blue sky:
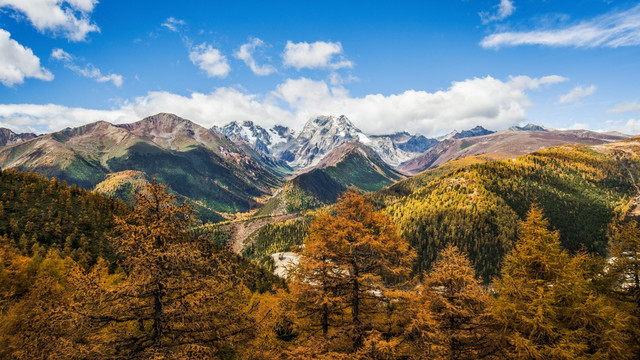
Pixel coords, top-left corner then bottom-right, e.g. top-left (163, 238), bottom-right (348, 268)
top-left (1, 0), bottom-right (640, 136)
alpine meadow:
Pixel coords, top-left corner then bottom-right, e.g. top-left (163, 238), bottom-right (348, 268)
top-left (2, 0), bottom-right (640, 359)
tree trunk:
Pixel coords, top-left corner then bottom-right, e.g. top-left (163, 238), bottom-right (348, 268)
top-left (152, 282), bottom-right (164, 346)
top-left (351, 260), bottom-right (362, 350)
top-left (322, 302), bottom-right (329, 336)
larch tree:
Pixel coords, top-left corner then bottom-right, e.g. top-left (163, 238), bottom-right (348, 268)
top-left (492, 205), bottom-right (637, 359)
top-left (405, 244), bottom-right (496, 360)
top-left (607, 219), bottom-right (640, 306)
top-left (290, 189), bottom-right (415, 354)
top-left (0, 235), bottom-right (88, 359)
top-left (79, 180), bottom-right (255, 359)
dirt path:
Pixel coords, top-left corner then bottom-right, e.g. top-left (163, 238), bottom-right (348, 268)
top-left (227, 214), bottom-right (301, 253)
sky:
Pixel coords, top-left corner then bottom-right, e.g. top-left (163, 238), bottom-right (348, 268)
top-left (1, 0), bottom-right (640, 137)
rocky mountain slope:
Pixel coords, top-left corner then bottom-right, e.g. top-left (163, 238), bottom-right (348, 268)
top-left (398, 127), bottom-right (629, 175)
top-left (0, 128), bottom-right (37, 146)
top-left (437, 125), bottom-right (495, 141)
top-left (0, 113), bottom-right (284, 221)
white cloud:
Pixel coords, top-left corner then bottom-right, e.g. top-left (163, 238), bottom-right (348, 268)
top-left (51, 48), bottom-right (123, 87)
top-left (480, 0), bottom-right (515, 24)
top-left (601, 118), bottom-right (640, 135)
top-left (481, 4), bottom-right (640, 49)
top-left (189, 43), bottom-right (230, 78)
top-left (328, 72), bottom-right (358, 86)
top-left (0, 0), bottom-right (99, 41)
top-left (161, 17), bottom-right (185, 32)
top-left (556, 85), bottom-right (596, 104)
top-left (607, 101), bottom-right (640, 114)
top-left (0, 87), bottom-right (293, 134)
top-left (0, 74), bottom-right (566, 136)
top-left (273, 75), bottom-right (566, 135)
top-left (235, 38), bottom-right (276, 76)
top-left (282, 41), bottom-right (353, 70)
top-left (0, 29), bottom-right (53, 86)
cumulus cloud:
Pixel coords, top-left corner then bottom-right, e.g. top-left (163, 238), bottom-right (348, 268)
top-left (0, 29), bottom-right (53, 86)
top-left (273, 75), bottom-right (566, 135)
top-left (161, 17), bottom-right (186, 32)
top-left (51, 48), bottom-right (123, 86)
top-left (608, 101), bottom-right (640, 114)
top-left (481, 4), bottom-right (640, 49)
top-left (235, 38), bottom-right (276, 76)
top-left (480, 0), bottom-right (515, 24)
top-left (0, 0), bottom-right (99, 41)
top-left (0, 74), bottom-right (567, 136)
top-left (556, 85), bottom-right (596, 104)
top-left (189, 43), bottom-right (230, 78)
top-left (282, 41), bottom-right (353, 70)
top-left (0, 87), bottom-right (292, 133)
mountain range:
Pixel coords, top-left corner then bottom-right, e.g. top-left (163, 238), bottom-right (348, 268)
top-left (0, 112), bottom-right (630, 221)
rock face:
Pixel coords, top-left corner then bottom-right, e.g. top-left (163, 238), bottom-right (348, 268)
top-left (0, 128), bottom-right (37, 147)
top-left (368, 132), bottom-right (438, 166)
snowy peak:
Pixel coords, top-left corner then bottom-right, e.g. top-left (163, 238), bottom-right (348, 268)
top-left (286, 115), bottom-right (371, 168)
top-left (298, 115), bottom-right (366, 142)
top-left (217, 120), bottom-right (294, 154)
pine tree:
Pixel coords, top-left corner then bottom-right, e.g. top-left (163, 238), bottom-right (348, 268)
top-left (290, 189), bottom-right (415, 354)
top-left (79, 181), bottom-right (255, 358)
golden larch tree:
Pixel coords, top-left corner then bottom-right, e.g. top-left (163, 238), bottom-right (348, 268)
top-left (290, 189), bottom-right (415, 355)
top-left (80, 180), bottom-right (254, 359)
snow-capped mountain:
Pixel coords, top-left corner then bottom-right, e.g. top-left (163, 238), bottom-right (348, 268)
top-left (215, 120), bottom-right (295, 154)
top-left (368, 132), bottom-right (438, 166)
top-left (217, 115), bottom-right (439, 168)
top-left (279, 115), bottom-right (373, 168)
top-left (437, 125), bottom-right (495, 141)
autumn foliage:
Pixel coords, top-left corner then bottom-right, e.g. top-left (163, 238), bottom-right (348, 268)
top-left (1, 169), bottom-right (640, 359)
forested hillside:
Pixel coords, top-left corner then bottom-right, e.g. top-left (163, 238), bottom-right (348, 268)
top-left (258, 143), bottom-right (404, 216)
top-left (1, 165), bottom-right (640, 358)
top-left (0, 168), bottom-right (129, 265)
top-left (0, 114), bottom-right (286, 222)
top-left (251, 142), bottom-right (640, 282)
